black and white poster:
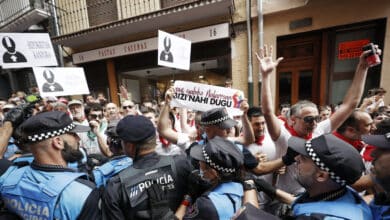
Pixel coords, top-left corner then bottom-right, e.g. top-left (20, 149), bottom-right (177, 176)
top-left (33, 67), bottom-right (89, 97)
top-left (0, 33), bottom-right (58, 69)
top-left (158, 30), bottom-right (191, 70)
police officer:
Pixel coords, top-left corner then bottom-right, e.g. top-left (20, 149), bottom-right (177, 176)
top-left (287, 134), bottom-right (372, 219)
top-left (92, 121), bottom-right (132, 187)
top-left (101, 115), bottom-right (192, 219)
top-left (175, 136), bottom-right (244, 219)
top-left (0, 111), bottom-right (101, 219)
top-left (362, 119), bottom-right (390, 219)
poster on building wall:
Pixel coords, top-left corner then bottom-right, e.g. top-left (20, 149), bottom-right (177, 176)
top-left (158, 30), bottom-right (191, 70)
top-left (33, 67), bottom-right (89, 97)
top-left (338, 39), bottom-right (370, 60)
top-left (0, 33), bottom-right (58, 69)
top-left (171, 80), bottom-right (245, 116)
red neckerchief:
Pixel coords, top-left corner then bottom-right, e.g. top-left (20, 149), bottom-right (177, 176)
top-left (333, 131), bottom-right (365, 152)
top-left (362, 144), bottom-right (376, 162)
top-left (287, 126), bottom-right (312, 140)
top-left (189, 120), bottom-right (195, 127)
top-left (255, 136), bottom-right (265, 145)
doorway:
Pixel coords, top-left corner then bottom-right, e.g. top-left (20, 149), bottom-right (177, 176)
top-left (276, 34), bottom-right (321, 108)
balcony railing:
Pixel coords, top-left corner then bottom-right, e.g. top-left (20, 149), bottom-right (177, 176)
top-left (0, 0), bottom-right (50, 32)
top-left (56, 0), bottom-right (199, 35)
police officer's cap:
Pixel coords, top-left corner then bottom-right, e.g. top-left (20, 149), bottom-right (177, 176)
top-left (200, 107), bottom-right (237, 129)
top-left (21, 111), bottom-right (90, 143)
top-left (190, 136), bottom-right (243, 174)
top-left (288, 134), bottom-right (365, 185)
top-left (116, 115), bottom-right (156, 143)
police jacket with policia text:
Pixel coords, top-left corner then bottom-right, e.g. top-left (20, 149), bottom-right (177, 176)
top-left (101, 152), bottom-right (192, 220)
top-left (0, 160), bottom-right (101, 220)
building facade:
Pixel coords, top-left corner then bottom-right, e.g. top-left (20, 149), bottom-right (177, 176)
top-left (1, 0), bottom-right (389, 108)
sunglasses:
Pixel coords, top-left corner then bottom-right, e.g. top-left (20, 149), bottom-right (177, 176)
top-left (123, 105), bottom-right (134, 110)
top-left (296, 115), bottom-right (321, 124)
top-left (89, 113), bottom-right (103, 119)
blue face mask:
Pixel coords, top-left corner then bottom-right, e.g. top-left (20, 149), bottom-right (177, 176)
top-left (201, 132), bottom-right (207, 140)
top-left (198, 168), bottom-right (213, 185)
top-left (199, 169), bottom-right (205, 179)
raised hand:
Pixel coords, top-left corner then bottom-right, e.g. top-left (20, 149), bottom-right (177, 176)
top-left (255, 45), bottom-right (283, 76)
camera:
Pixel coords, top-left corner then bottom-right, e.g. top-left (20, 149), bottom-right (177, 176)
top-left (362, 43), bottom-right (381, 67)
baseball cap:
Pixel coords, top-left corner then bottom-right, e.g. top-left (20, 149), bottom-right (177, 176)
top-left (68, 99), bottom-right (83, 107)
top-left (116, 115), bottom-right (156, 143)
top-left (21, 111), bottom-right (90, 143)
top-left (200, 107), bottom-right (237, 129)
top-left (288, 134), bottom-right (365, 185)
top-left (190, 136), bottom-right (243, 174)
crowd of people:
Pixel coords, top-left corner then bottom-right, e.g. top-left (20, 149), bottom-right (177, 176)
top-left (0, 44), bottom-right (388, 220)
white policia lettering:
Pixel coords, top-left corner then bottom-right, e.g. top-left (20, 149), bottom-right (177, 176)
top-left (129, 173), bottom-right (174, 198)
top-left (4, 198), bottom-right (50, 219)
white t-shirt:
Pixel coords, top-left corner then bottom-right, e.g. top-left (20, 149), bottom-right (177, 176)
top-left (247, 131), bottom-right (278, 206)
top-left (155, 132), bottom-right (191, 156)
top-left (274, 119), bottom-right (331, 195)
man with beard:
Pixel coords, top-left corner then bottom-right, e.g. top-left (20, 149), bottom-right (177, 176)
top-left (0, 111), bottom-right (101, 219)
top-left (287, 134), bottom-right (372, 219)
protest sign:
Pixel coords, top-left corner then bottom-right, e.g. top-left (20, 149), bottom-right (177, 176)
top-left (171, 80), bottom-right (245, 116)
top-left (0, 33), bottom-right (58, 69)
top-left (158, 30), bottom-right (191, 70)
top-left (33, 67), bottom-right (89, 97)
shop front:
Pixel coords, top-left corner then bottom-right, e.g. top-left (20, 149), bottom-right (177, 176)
top-left (73, 23), bottom-right (232, 104)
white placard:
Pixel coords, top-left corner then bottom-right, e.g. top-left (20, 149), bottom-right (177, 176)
top-left (158, 30), bottom-right (191, 70)
top-left (33, 67), bottom-right (89, 97)
top-left (0, 33), bottom-right (58, 69)
top-left (171, 81), bottom-right (245, 116)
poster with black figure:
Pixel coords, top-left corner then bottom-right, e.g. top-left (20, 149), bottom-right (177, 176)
top-left (41, 69), bottom-right (64, 92)
top-left (33, 67), bottom-right (90, 97)
top-left (159, 37), bottom-right (174, 62)
top-left (2, 36), bottom-right (27, 63)
top-left (158, 30), bottom-right (191, 70)
top-left (0, 33), bottom-right (58, 69)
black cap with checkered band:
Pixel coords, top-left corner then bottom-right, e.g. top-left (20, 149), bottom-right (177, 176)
top-left (190, 136), bottom-right (243, 174)
top-left (20, 111), bottom-right (90, 143)
top-left (288, 134), bottom-right (365, 186)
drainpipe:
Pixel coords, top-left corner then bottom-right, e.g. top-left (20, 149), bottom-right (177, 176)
top-left (257, 0), bottom-right (263, 104)
top-left (246, 0), bottom-right (253, 106)
top-left (50, 0), bottom-right (64, 67)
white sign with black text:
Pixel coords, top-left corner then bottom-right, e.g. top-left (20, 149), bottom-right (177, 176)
top-left (0, 33), bottom-right (58, 69)
top-left (171, 80), bottom-right (245, 116)
top-left (158, 30), bottom-right (191, 70)
top-left (33, 67), bottom-right (89, 97)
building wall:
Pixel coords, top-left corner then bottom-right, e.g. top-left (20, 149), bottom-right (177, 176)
top-left (251, 0), bottom-right (390, 105)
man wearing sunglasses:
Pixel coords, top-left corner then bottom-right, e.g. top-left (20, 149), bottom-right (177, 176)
top-left (84, 103), bottom-right (111, 157)
top-left (257, 44), bottom-right (380, 197)
top-left (122, 100), bottom-right (138, 116)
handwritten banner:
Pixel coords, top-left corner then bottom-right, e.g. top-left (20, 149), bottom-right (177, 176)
top-left (171, 81), bottom-right (245, 116)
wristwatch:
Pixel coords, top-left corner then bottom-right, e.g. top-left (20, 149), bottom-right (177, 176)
top-left (243, 180), bottom-right (257, 191)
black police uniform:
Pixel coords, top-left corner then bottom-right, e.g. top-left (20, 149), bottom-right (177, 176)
top-left (102, 152), bottom-right (192, 219)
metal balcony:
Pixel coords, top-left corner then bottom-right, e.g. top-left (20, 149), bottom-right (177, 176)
top-left (0, 0), bottom-right (51, 32)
